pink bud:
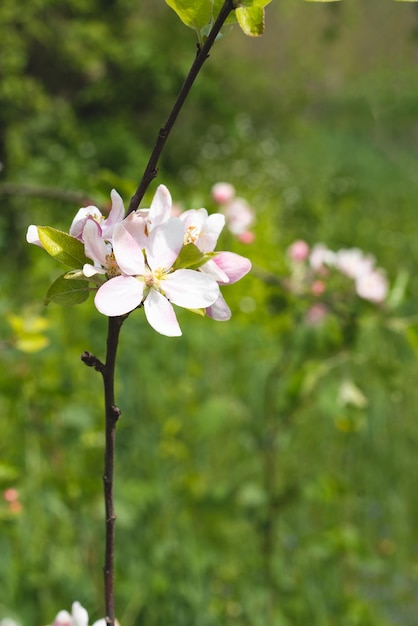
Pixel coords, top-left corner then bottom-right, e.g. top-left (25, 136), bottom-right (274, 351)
top-left (3, 488), bottom-right (19, 503)
top-left (287, 240), bottom-right (310, 262)
top-left (237, 231), bottom-right (255, 244)
top-left (211, 182), bottom-right (236, 204)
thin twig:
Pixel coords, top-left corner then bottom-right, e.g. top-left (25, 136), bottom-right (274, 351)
top-left (127, 0), bottom-right (235, 215)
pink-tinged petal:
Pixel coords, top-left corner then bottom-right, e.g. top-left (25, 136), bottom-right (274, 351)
top-left (26, 225), bottom-right (43, 247)
top-left (206, 292), bottom-right (231, 321)
top-left (70, 206), bottom-right (102, 239)
top-left (163, 269), bottom-right (219, 308)
top-left (196, 212), bottom-right (225, 253)
top-left (83, 218), bottom-right (109, 266)
top-left (112, 219), bottom-right (146, 276)
top-left (199, 258), bottom-right (229, 283)
top-left (212, 252), bottom-right (251, 285)
top-left (95, 276), bottom-right (144, 316)
top-left (146, 217), bottom-right (184, 270)
top-left (144, 289), bottom-right (181, 337)
top-left (148, 185), bottom-right (172, 231)
top-left (101, 189), bottom-right (125, 238)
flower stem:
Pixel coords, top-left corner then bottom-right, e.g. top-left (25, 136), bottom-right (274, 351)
top-left (127, 0), bottom-right (235, 215)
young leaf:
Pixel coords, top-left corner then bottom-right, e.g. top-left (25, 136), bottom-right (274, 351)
top-left (38, 227), bottom-right (90, 269)
top-left (45, 274), bottom-right (90, 306)
top-left (165, 0), bottom-right (212, 36)
top-left (236, 5), bottom-right (265, 36)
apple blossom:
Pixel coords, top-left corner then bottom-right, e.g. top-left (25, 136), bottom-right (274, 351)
top-left (94, 216), bottom-right (220, 336)
top-left (26, 184), bottom-right (252, 335)
top-left (335, 248), bottom-right (375, 280)
top-left (309, 244), bottom-right (336, 274)
top-left (70, 189), bottom-right (125, 241)
top-left (355, 270), bottom-right (388, 304)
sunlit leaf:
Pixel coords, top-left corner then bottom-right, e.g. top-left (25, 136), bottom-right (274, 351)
top-left (164, 0), bottom-right (212, 36)
top-left (38, 226), bottom-right (89, 269)
top-left (236, 5), bottom-right (265, 36)
top-left (45, 274), bottom-right (91, 306)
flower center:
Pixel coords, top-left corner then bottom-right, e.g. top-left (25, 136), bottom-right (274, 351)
top-left (184, 225), bottom-right (201, 245)
top-left (105, 252), bottom-right (121, 278)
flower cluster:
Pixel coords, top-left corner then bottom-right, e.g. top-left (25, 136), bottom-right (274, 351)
top-left (287, 240), bottom-right (389, 304)
top-left (286, 240), bottom-right (389, 325)
top-left (27, 185), bottom-right (251, 337)
top-left (211, 182), bottom-right (255, 243)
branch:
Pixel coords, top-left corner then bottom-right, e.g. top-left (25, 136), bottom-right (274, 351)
top-left (127, 0), bottom-right (235, 215)
top-left (0, 182), bottom-right (90, 204)
top-left (82, 315), bottom-right (127, 626)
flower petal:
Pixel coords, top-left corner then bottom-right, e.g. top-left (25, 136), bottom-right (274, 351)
top-left (71, 602), bottom-right (89, 626)
top-left (26, 225), bottom-right (43, 247)
top-left (146, 217), bottom-right (184, 270)
top-left (112, 219), bottom-right (146, 276)
top-left (144, 289), bottom-right (181, 336)
top-left (163, 269), bottom-right (219, 308)
top-left (101, 189), bottom-right (125, 239)
top-left (206, 292), bottom-right (231, 321)
top-left (95, 276), bottom-right (144, 316)
top-left (83, 218), bottom-right (109, 267)
top-left (148, 184), bottom-right (172, 231)
top-left (196, 212), bottom-right (225, 253)
top-left (211, 252), bottom-right (251, 284)
top-left (70, 206), bottom-right (102, 239)
top-left (83, 263), bottom-right (106, 277)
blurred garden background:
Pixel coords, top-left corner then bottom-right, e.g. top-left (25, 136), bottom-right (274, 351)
top-left (2, 0), bottom-right (418, 624)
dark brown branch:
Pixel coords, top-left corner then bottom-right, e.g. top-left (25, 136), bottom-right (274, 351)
top-left (0, 183), bottom-right (90, 204)
top-left (83, 316), bottom-right (126, 626)
top-left (127, 0), bottom-right (235, 215)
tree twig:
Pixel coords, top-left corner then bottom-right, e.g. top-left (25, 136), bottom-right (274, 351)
top-left (127, 0), bottom-right (235, 215)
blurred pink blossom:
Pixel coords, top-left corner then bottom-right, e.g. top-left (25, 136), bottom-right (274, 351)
top-left (211, 182), bottom-right (236, 204)
top-left (335, 248), bottom-right (375, 280)
top-left (211, 182), bottom-right (255, 240)
top-left (287, 240), bottom-right (310, 262)
top-left (305, 303), bottom-right (328, 326)
top-left (355, 270), bottom-right (388, 303)
top-left (309, 244), bottom-right (336, 274)
top-left (311, 280), bottom-right (326, 296)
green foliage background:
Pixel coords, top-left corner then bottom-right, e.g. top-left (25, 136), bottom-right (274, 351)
top-left (1, 0), bottom-right (418, 625)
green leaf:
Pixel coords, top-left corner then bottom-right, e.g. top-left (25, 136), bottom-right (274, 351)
top-left (304, 0), bottom-right (341, 2)
top-left (164, 0), bottom-right (212, 35)
top-left (45, 274), bottom-right (91, 306)
top-left (172, 243), bottom-right (217, 271)
top-left (38, 226), bottom-right (90, 269)
top-left (236, 5), bottom-right (265, 36)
